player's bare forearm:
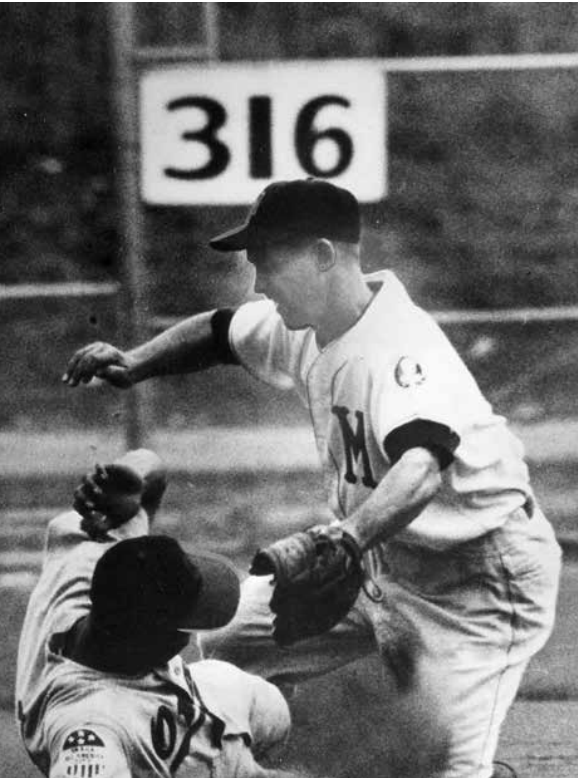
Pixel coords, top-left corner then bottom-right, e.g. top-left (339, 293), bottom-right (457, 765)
top-left (126, 311), bottom-right (223, 381)
top-left (340, 447), bottom-right (442, 552)
top-left (63, 310), bottom-right (225, 387)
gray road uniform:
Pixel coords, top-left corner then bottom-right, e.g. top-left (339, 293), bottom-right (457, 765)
top-left (16, 510), bottom-right (290, 778)
top-left (201, 270), bottom-right (561, 778)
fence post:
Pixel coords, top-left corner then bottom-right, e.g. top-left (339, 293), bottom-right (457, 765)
top-left (108, 3), bottom-right (152, 449)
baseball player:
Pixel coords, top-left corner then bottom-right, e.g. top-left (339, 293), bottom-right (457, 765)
top-left (15, 448), bottom-right (304, 778)
top-left (62, 179), bottom-right (562, 778)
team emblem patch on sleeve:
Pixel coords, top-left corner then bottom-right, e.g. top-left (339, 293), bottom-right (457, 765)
top-left (55, 728), bottom-right (110, 777)
top-left (63, 730), bottom-right (105, 750)
top-left (394, 356), bottom-right (426, 388)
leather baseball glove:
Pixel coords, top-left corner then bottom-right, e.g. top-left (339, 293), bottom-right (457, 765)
top-left (250, 524), bottom-right (364, 647)
top-left (251, 524), bottom-right (418, 691)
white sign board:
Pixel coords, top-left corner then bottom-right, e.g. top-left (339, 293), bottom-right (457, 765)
top-left (140, 61), bottom-right (386, 205)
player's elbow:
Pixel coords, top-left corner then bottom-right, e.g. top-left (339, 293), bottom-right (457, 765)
top-left (399, 447), bottom-right (443, 499)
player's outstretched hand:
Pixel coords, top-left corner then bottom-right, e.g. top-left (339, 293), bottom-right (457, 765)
top-left (62, 342), bottom-right (134, 388)
top-left (73, 462), bottom-right (144, 540)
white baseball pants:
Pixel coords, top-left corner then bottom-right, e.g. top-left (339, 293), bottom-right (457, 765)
top-left (199, 507), bottom-right (561, 778)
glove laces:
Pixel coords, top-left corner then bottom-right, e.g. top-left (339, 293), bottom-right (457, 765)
top-left (362, 569), bottom-right (385, 603)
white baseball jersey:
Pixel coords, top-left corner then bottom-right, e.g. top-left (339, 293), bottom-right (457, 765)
top-left (16, 510), bottom-right (289, 777)
top-left (229, 269), bottom-right (533, 549)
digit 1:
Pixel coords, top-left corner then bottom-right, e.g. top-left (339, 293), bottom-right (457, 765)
top-left (249, 96), bottom-right (272, 179)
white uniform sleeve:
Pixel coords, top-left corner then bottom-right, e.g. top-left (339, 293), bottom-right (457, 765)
top-left (244, 674), bottom-right (290, 758)
top-left (49, 724), bottom-right (131, 778)
top-left (15, 508), bottom-right (151, 715)
top-left (190, 660), bottom-right (290, 755)
top-left (46, 506), bottom-right (149, 557)
top-left (216, 737), bottom-right (263, 778)
top-left (42, 508), bottom-right (149, 636)
top-left (370, 350), bottom-right (468, 464)
top-left (229, 300), bottom-right (309, 390)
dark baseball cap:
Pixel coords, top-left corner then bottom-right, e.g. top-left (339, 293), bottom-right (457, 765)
top-left (90, 535), bottom-right (240, 637)
top-left (209, 178), bottom-right (361, 252)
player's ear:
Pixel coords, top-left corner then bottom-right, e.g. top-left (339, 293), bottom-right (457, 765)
top-left (314, 238), bottom-right (336, 272)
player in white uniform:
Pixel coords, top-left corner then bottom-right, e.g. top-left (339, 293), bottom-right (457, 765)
top-left (63, 179), bottom-right (562, 778)
top-left (16, 449), bottom-right (299, 778)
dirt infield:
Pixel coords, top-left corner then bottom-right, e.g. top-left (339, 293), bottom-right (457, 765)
top-left (4, 418), bottom-right (578, 477)
top-left (3, 697), bottom-right (578, 778)
top-left (2, 422), bottom-right (578, 777)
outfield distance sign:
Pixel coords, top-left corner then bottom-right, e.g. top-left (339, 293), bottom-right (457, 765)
top-left (140, 61), bottom-right (386, 204)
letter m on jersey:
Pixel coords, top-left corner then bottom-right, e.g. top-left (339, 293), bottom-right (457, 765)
top-left (331, 406), bottom-right (377, 488)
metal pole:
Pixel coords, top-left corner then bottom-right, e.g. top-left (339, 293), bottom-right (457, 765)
top-left (108, 3), bottom-right (151, 449)
top-left (204, 2), bottom-right (220, 61)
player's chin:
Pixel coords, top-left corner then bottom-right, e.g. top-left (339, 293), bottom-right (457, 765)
top-left (277, 311), bottom-right (310, 331)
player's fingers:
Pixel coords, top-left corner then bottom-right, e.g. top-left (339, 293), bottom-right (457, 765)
top-left (73, 491), bottom-right (96, 517)
top-left (74, 476), bottom-right (104, 510)
top-left (93, 463), bottom-right (109, 485)
top-left (74, 500), bottom-right (94, 519)
top-left (74, 474), bottom-right (93, 497)
top-left (78, 344), bottom-right (112, 384)
top-left (102, 463), bottom-right (142, 493)
top-left (80, 471), bottom-right (101, 491)
top-left (74, 476), bottom-right (99, 501)
top-left (63, 355), bottom-right (96, 386)
top-left (63, 342), bottom-right (118, 386)
top-left (80, 512), bottom-right (110, 540)
top-left (86, 482), bottom-right (104, 503)
top-left (62, 343), bottom-right (101, 385)
top-left (62, 343), bottom-right (95, 376)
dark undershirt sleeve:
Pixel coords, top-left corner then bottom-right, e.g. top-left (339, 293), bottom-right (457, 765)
top-left (384, 419), bottom-right (461, 470)
top-left (210, 308), bottom-right (240, 365)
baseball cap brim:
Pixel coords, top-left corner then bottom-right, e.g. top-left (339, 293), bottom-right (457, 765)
top-left (209, 223), bottom-right (250, 252)
top-left (177, 550), bottom-right (241, 631)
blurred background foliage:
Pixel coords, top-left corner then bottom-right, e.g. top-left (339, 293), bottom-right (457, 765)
top-left (3, 3), bottom-right (578, 308)
top-left (5, 3), bottom-right (578, 428)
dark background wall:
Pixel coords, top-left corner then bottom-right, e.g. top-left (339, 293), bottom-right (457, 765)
top-left (3, 3), bottom-right (578, 306)
top-left (4, 3), bottom-right (578, 428)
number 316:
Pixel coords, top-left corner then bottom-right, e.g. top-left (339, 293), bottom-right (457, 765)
top-left (164, 94), bottom-right (354, 181)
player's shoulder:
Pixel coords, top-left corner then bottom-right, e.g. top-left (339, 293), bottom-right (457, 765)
top-left (230, 297), bottom-right (312, 389)
top-left (47, 509), bottom-right (82, 534)
top-left (233, 298), bottom-right (309, 345)
top-left (41, 510), bottom-right (110, 576)
top-left (45, 509), bottom-right (86, 549)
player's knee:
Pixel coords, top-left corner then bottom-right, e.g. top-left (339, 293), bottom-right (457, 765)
top-left (250, 680), bottom-right (292, 761)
